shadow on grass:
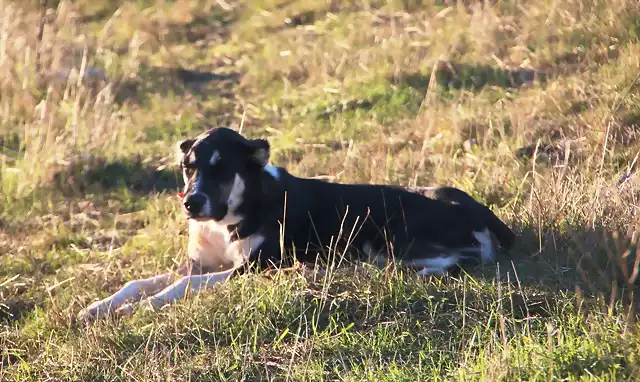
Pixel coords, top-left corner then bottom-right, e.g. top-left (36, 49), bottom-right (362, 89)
top-left (159, 4), bottom-right (240, 45)
top-left (91, 2), bottom-right (244, 106)
top-left (409, 186), bottom-right (639, 309)
top-left (51, 155), bottom-right (181, 197)
top-left (307, 62), bottom-right (545, 122)
top-left (392, 61), bottom-right (546, 93)
top-left (115, 65), bottom-right (241, 106)
top-left (0, 132), bottom-right (22, 167)
top-left (490, 221), bottom-right (640, 312)
top-left (0, 300), bottom-right (38, 325)
top-left (78, 0), bottom-right (239, 40)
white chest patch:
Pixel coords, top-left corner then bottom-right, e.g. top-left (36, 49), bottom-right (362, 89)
top-left (225, 233), bottom-right (266, 268)
top-left (187, 219), bottom-right (237, 271)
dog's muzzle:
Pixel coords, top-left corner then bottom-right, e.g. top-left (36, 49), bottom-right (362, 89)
top-left (183, 193), bottom-right (208, 218)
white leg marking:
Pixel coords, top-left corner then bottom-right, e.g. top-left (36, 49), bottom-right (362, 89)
top-left (78, 273), bottom-right (173, 321)
top-left (362, 241), bottom-right (388, 267)
top-left (119, 234), bottom-right (262, 314)
top-left (472, 228), bottom-right (495, 263)
top-left (118, 234), bottom-right (263, 314)
top-left (405, 255), bottom-right (461, 269)
top-left (406, 255), bottom-right (461, 276)
top-left (417, 267), bottom-right (449, 277)
top-left (362, 241), bottom-right (373, 255)
top-left (264, 165), bottom-right (280, 180)
top-left (135, 268), bottom-right (237, 311)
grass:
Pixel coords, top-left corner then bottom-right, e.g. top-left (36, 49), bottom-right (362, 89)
top-left (1, 0), bottom-right (640, 380)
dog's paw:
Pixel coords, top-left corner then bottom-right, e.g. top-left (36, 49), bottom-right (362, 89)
top-left (77, 308), bottom-right (98, 324)
top-left (137, 298), bottom-right (158, 312)
top-left (77, 300), bottom-right (113, 323)
top-left (114, 303), bottom-right (135, 317)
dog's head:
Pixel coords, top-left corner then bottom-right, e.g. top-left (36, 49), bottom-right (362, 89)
top-left (176, 127), bottom-right (271, 225)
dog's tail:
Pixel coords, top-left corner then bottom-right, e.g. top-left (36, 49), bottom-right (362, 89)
top-left (417, 186), bottom-right (516, 250)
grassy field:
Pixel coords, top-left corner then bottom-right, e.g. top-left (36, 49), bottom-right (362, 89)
top-left (1, 0), bottom-right (640, 380)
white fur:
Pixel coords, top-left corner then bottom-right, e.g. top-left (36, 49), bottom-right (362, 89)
top-left (472, 229), bottom-right (495, 263)
top-left (407, 255), bottom-right (461, 273)
top-left (209, 150), bottom-right (220, 166)
top-left (78, 273), bottom-right (174, 321)
top-left (415, 259), bottom-right (457, 276)
top-left (264, 165), bottom-right (280, 180)
top-left (117, 234), bottom-right (264, 314)
top-left (229, 233), bottom-right (265, 264)
top-left (417, 267), bottom-right (449, 276)
top-left (217, 174), bottom-right (246, 226)
top-left (79, 218), bottom-right (249, 321)
top-left (362, 241), bottom-right (388, 266)
top-left (402, 230), bottom-right (495, 276)
top-left (188, 151), bottom-right (197, 164)
top-left (362, 241), bottom-right (376, 256)
top-left (188, 219), bottom-right (235, 270)
top-left (130, 268), bottom-right (237, 312)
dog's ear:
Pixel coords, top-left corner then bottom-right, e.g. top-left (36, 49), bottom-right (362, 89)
top-left (245, 138), bottom-right (270, 166)
top-left (178, 138), bottom-right (196, 153)
top-left (175, 138), bottom-right (196, 167)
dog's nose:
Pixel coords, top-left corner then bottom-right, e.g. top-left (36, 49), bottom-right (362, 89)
top-left (183, 193), bottom-right (207, 216)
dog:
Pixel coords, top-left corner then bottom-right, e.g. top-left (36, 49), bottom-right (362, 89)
top-left (78, 127), bottom-right (515, 321)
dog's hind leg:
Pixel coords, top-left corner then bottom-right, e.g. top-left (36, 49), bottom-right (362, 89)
top-left (78, 272), bottom-right (174, 322)
top-left (405, 255), bottom-right (466, 277)
top-left (472, 228), bottom-right (496, 263)
top-left (399, 239), bottom-right (489, 277)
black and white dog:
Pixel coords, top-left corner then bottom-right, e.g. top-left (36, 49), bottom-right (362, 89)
top-left (78, 127), bottom-right (515, 321)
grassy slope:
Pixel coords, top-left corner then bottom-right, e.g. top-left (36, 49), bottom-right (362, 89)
top-left (1, 0), bottom-right (640, 380)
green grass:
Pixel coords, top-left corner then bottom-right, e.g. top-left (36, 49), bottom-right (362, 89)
top-left (2, 0), bottom-right (640, 380)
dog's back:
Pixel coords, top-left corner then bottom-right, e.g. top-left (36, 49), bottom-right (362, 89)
top-left (265, 169), bottom-right (514, 268)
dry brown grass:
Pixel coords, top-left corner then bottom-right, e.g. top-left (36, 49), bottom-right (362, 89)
top-left (1, 0), bottom-right (640, 380)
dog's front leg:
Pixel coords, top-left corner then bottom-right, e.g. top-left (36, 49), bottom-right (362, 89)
top-left (121, 235), bottom-right (264, 313)
top-left (78, 272), bottom-right (174, 322)
top-left (124, 268), bottom-right (238, 313)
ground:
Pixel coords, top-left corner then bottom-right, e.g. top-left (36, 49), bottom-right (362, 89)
top-left (1, 0), bottom-right (640, 380)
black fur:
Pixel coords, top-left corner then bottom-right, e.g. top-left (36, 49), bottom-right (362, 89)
top-left (178, 127), bottom-right (516, 274)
